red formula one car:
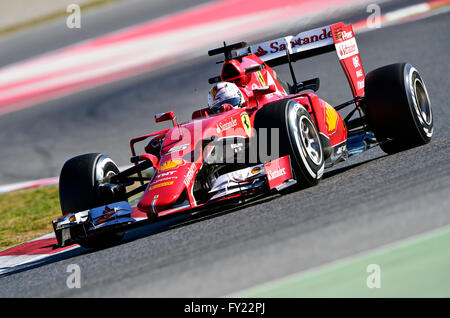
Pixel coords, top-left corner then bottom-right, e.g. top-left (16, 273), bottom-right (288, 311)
top-left (53, 22), bottom-right (433, 248)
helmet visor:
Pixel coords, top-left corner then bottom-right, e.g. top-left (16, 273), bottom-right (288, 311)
top-left (211, 97), bottom-right (241, 113)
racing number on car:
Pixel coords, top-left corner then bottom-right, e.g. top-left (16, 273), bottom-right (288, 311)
top-left (241, 112), bottom-right (252, 136)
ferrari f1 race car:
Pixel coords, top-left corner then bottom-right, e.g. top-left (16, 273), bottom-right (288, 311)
top-left (52, 22), bottom-right (433, 248)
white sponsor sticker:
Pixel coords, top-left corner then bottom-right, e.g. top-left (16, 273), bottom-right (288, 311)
top-left (335, 38), bottom-right (359, 60)
top-left (167, 143), bottom-right (189, 154)
top-left (356, 69), bottom-right (364, 78)
top-left (352, 56), bottom-right (361, 68)
top-left (341, 30), bottom-right (353, 40)
top-left (217, 117), bottom-right (238, 134)
top-left (267, 167), bottom-right (286, 181)
top-left (357, 79), bottom-right (365, 90)
top-left (156, 170), bottom-right (177, 179)
top-left (184, 164), bottom-right (197, 187)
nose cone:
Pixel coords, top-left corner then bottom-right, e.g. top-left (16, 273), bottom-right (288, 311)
top-left (137, 160), bottom-right (195, 216)
top-left (137, 186), bottom-right (182, 216)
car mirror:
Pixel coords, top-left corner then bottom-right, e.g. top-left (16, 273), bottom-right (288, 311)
top-left (252, 84), bottom-right (276, 97)
top-left (155, 111), bottom-right (175, 123)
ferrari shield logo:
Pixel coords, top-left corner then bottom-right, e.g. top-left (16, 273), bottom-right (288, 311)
top-left (241, 112), bottom-right (252, 136)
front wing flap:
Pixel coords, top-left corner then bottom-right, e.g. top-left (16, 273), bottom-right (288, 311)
top-left (52, 201), bottom-right (136, 247)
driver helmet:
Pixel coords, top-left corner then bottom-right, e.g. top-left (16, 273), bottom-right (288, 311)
top-left (208, 81), bottom-right (244, 113)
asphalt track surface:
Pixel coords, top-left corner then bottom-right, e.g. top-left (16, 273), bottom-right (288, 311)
top-left (1, 10), bottom-right (450, 297)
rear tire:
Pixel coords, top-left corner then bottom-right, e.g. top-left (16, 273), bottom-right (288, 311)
top-left (365, 63), bottom-right (433, 154)
top-left (254, 99), bottom-right (324, 188)
top-left (59, 153), bottom-right (124, 248)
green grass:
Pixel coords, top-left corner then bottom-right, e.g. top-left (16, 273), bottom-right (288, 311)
top-left (0, 169), bottom-right (152, 251)
top-left (0, 186), bottom-right (61, 251)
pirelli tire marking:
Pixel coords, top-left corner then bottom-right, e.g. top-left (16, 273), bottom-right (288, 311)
top-left (288, 103), bottom-right (325, 180)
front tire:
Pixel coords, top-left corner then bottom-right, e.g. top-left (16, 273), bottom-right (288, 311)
top-left (59, 153), bottom-right (124, 248)
top-left (365, 63), bottom-right (433, 154)
top-left (254, 99), bottom-right (325, 188)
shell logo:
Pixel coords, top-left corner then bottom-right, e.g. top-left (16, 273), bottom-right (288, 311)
top-left (159, 159), bottom-right (184, 171)
top-left (251, 166), bottom-right (261, 174)
top-left (325, 103), bottom-right (338, 133)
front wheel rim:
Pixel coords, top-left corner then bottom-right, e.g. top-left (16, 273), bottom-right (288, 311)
top-left (413, 78), bottom-right (432, 126)
top-left (299, 116), bottom-right (322, 165)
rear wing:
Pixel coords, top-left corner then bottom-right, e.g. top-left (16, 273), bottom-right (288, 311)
top-left (235, 22), bottom-right (365, 98)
